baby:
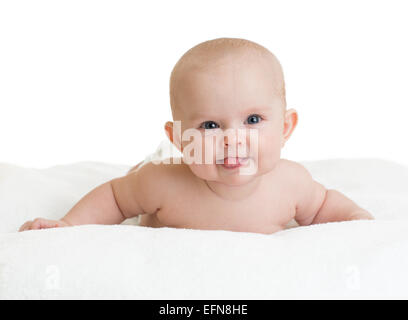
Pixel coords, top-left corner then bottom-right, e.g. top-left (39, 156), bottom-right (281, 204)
top-left (19, 37), bottom-right (373, 234)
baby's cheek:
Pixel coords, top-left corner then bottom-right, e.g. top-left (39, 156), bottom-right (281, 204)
top-left (188, 163), bottom-right (219, 181)
top-left (256, 135), bottom-right (282, 172)
top-left (181, 138), bottom-right (203, 164)
top-left (181, 134), bottom-right (219, 165)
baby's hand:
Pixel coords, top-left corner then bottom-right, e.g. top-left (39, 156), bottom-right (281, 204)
top-left (19, 218), bottom-right (70, 232)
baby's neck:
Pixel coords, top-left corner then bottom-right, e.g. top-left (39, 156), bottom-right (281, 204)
top-left (204, 175), bottom-right (263, 201)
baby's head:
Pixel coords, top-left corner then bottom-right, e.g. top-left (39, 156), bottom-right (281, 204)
top-left (166, 37), bottom-right (298, 186)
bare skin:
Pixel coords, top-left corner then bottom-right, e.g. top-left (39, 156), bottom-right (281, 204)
top-left (19, 38), bottom-right (373, 234)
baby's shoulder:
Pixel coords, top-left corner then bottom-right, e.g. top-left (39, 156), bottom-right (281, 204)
top-left (112, 158), bottom-right (192, 216)
top-left (275, 158), bottom-right (313, 184)
top-left (130, 158), bottom-right (195, 188)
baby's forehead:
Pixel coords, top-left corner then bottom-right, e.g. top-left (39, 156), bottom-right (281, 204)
top-left (170, 39), bottom-right (286, 117)
top-left (176, 50), bottom-right (284, 99)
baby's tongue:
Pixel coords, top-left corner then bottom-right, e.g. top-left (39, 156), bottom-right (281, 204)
top-left (224, 157), bottom-right (247, 165)
top-left (224, 157), bottom-right (237, 165)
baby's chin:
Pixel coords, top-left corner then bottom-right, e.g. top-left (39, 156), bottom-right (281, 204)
top-left (188, 159), bottom-right (263, 186)
top-left (216, 173), bottom-right (259, 187)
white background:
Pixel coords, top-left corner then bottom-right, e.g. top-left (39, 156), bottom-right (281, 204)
top-left (1, 0), bottom-right (407, 168)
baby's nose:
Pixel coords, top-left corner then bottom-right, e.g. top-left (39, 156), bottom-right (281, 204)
top-left (223, 130), bottom-right (244, 146)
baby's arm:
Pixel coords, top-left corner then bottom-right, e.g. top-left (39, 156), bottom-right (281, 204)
top-left (19, 181), bottom-right (127, 231)
top-left (19, 162), bottom-right (160, 232)
top-left (292, 163), bottom-right (374, 226)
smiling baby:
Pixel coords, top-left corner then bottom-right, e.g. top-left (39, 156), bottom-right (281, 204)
top-left (19, 37), bottom-right (373, 234)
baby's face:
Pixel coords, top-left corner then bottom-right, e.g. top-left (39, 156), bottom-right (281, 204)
top-left (169, 53), bottom-right (293, 186)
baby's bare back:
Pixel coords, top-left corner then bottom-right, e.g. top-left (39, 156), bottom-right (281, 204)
top-left (134, 159), bottom-right (299, 234)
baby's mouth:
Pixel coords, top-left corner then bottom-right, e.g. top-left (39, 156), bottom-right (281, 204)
top-left (216, 157), bottom-right (249, 169)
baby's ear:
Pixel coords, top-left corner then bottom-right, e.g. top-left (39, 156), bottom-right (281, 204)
top-left (281, 108), bottom-right (298, 147)
top-left (164, 121), bottom-right (182, 152)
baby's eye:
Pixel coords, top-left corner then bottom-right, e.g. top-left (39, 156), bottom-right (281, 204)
top-left (200, 121), bottom-right (220, 129)
top-left (246, 114), bottom-right (262, 125)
